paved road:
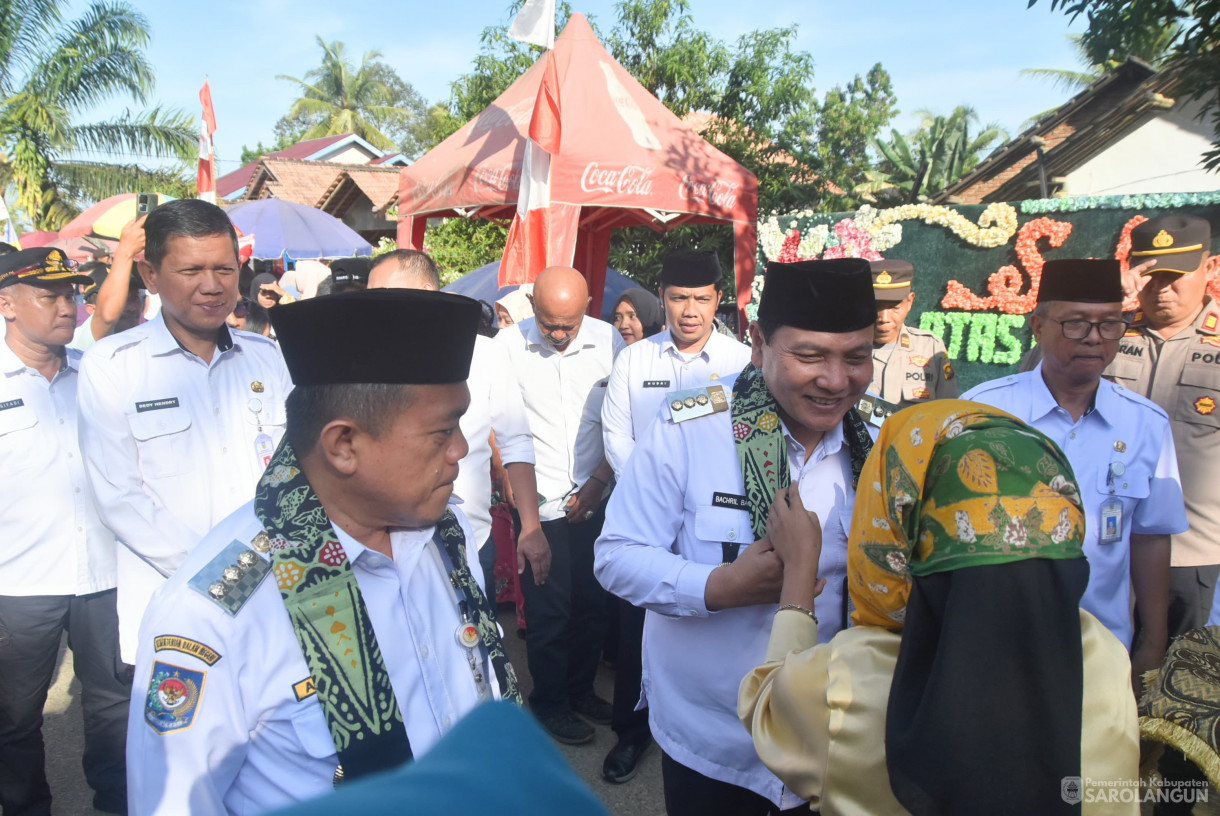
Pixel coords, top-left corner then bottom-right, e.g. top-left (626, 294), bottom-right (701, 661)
top-left (42, 610), bottom-right (664, 816)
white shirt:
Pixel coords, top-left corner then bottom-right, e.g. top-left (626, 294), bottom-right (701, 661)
top-left (0, 342), bottom-right (115, 596)
top-left (594, 375), bottom-right (860, 809)
top-left (964, 366), bottom-right (1188, 648)
top-left (497, 316), bottom-right (624, 521)
top-left (77, 314), bottom-right (293, 661)
top-left (126, 500), bottom-right (494, 816)
top-left (601, 328), bottom-right (752, 478)
top-left (452, 335), bottom-right (535, 546)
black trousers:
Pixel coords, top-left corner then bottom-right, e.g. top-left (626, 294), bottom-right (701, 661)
top-left (610, 596), bottom-right (650, 741)
top-left (0, 590), bottom-right (130, 815)
top-left (1168, 564), bottom-right (1220, 638)
top-left (518, 500), bottom-right (610, 717)
top-left (661, 752), bottom-right (810, 816)
top-left (478, 533), bottom-right (497, 611)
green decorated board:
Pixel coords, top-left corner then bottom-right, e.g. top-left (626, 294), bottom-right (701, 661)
top-left (752, 194), bottom-right (1220, 391)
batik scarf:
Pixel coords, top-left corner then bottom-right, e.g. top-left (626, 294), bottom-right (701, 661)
top-left (848, 399), bottom-right (1085, 631)
top-left (731, 363), bottom-right (873, 540)
top-left (254, 439), bottom-right (520, 781)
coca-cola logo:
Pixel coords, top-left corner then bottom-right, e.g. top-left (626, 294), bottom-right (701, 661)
top-left (679, 174), bottom-right (739, 210)
top-left (580, 162), bottom-right (655, 196)
top-left (471, 163), bottom-right (522, 194)
top-left (408, 169), bottom-right (461, 204)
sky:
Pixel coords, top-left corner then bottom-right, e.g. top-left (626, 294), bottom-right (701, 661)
top-left (68, 0), bottom-right (1088, 175)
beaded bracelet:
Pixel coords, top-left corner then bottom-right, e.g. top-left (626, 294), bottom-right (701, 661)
top-left (776, 603), bottom-right (818, 625)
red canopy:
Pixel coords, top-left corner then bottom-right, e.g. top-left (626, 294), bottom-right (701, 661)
top-left (397, 13), bottom-right (758, 318)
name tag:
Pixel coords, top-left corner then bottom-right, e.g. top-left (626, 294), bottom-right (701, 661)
top-left (0, 398), bottom-right (24, 411)
top-left (712, 492), bottom-right (749, 510)
top-left (136, 398), bottom-right (180, 413)
top-left (643, 380), bottom-right (671, 388)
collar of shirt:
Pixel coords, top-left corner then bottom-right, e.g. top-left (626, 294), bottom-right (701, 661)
top-left (660, 328), bottom-right (726, 362)
top-left (524, 317), bottom-right (593, 356)
top-left (0, 339), bottom-right (75, 378)
top-left (782, 415), bottom-right (845, 472)
top-left (1028, 363), bottom-right (1117, 427)
top-left (147, 311), bottom-right (236, 358)
top-left (330, 519), bottom-right (438, 573)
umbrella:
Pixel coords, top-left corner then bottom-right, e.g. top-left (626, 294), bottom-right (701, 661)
top-left (443, 261), bottom-right (638, 321)
top-left (225, 199), bottom-right (372, 260)
top-left (16, 231), bottom-right (58, 248)
top-left (59, 193), bottom-right (175, 240)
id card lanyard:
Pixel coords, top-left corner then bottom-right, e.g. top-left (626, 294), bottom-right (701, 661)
top-left (1100, 461), bottom-right (1124, 544)
top-left (433, 542), bottom-right (494, 701)
top-left (248, 397), bottom-right (275, 468)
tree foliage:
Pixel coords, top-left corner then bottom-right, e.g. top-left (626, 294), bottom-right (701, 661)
top-left (274, 37), bottom-right (429, 157)
top-left (0, 0), bottom-right (195, 229)
top-left (1029, 0), bottom-right (1219, 170)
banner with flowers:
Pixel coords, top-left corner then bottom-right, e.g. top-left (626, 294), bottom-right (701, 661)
top-left (754, 193), bottom-right (1220, 391)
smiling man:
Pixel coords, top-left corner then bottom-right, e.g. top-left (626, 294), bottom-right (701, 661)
top-left (964, 259), bottom-right (1186, 691)
top-left (77, 199), bottom-right (293, 664)
top-left (125, 290), bottom-right (520, 815)
top-left (595, 258), bottom-right (877, 815)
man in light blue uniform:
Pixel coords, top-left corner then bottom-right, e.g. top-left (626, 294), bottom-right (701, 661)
top-left (596, 259), bottom-right (877, 816)
top-left (599, 249), bottom-right (751, 783)
top-left (964, 258), bottom-right (1187, 691)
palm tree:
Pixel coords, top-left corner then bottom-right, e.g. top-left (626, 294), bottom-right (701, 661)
top-left (276, 38), bottom-right (411, 152)
top-left (0, 0), bottom-right (196, 229)
top-left (857, 106), bottom-right (1007, 203)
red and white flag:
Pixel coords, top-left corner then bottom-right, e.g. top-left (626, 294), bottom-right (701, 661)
top-left (197, 80), bottom-right (217, 203)
top-left (507, 0), bottom-right (555, 49)
top-left (499, 49), bottom-right (562, 288)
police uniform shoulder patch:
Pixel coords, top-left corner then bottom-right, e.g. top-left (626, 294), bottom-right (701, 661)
top-left (153, 635), bottom-right (222, 666)
top-left (1203, 311), bottom-right (1220, 334)
top-left (187, 539), bottom-right (271, 616)
top-left (666, 384), bottom-right (728, 423)
top-left (942, 360), bottom-right (955, 381)
top-left (900, 334), bottom-right (911, 349)
top-left (144, 660), bottom-right (206, 734)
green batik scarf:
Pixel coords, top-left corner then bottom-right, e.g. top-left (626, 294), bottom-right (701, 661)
top-left (254, 439), bottom-right (520, 781)
top-left (731, 363), bottom-right (874, 539)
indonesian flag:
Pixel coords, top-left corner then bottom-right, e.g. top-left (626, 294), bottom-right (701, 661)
top-left (499, 50), bottom-right (561, 288)
top-left (197, 80), bottom-right (217, 203)
top-left (507, 0), bottom-right (555, 49)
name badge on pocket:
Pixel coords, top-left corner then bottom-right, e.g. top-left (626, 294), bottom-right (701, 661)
top-left (255, 433), bottom-right (275, 469)
top-left (1100, 499), bottom-right (1123, 543)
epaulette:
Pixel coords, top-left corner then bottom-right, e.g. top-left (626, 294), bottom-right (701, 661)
top-left (1125, 310), bottom-right (1146, 336)
top-left (666, 384), bottom-right (729, 423)
top-left (1201, 308), bottom-right (1220, 335)
top-left (187, 536), bottom-right (271, 616)
top-left (857, 393), bottom-right (900, 428)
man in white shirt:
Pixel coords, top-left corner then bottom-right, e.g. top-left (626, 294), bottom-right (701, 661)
top-left (964, 258), bottom-right (1186, 691)
top-left (126, 289), bottom-right (520, 815)
top-left (0, 249), bottom-right (128, 815)
top-left (599, 249), bottom-right (751, 783)
top-left (368, 250), bottom-right (546, 597)
top-left (498, 266), bottom-right (624, 745)
top-left (595, 258), bottom-right (878, 815)
top-left (78, 199), bottom-right (293, 663)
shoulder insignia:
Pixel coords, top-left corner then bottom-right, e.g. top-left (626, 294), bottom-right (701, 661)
top-left (909, 354), bottom-right (929, 368)
top-left (857, 393), bottom-right (901, 429)
top-left (144, 660), bottom-right (206, 734)
top-left (1203, 312), bottom-right (1220, 334)
top-left (667, 384), bottom-right (728, 423)
top-left (900, 334), bottom-right (911, 349)
top-left (188, 539), bottom-right (270, 616)
top-left (1124, 328), bottom-right (1144, 337)
top-left (1202, 336), bottom-right (1220, 348)
top-left (153, 635), bottom-right (222, 666)
top-left (942, 360), bottom-right (955, 381)
top-left (1129, 310), bottom-right (1146, 328)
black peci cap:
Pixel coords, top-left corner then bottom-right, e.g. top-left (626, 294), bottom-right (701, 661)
top-left (1037, 259), bottom-right (1123, 304)
top-left (660, 250), bottom-right (722, 288)
top-left (758, 258), bottom-right (876, 333)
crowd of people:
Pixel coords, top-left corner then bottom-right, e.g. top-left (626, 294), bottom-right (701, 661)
top-left (0, 196), bottom-right (1218, 816)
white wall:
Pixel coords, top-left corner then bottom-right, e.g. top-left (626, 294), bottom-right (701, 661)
top-left (319, 144), bottom-right (379, 165)
top-left (1064, 93), bottom-right (1220, 195)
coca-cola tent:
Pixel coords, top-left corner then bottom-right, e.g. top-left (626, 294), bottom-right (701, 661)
top-left (397, 13), bottom-right (758, 319)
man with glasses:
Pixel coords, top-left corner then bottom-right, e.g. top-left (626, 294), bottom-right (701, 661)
top-left (965, 258), bottom-right (1186, 689)
top-left (498, 266), bottom-right (623, 745)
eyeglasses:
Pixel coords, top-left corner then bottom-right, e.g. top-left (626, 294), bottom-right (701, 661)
top-left (233, 298), bottom-right (252, 319)
top-left (1048, 317), bottom-right (1129, 341)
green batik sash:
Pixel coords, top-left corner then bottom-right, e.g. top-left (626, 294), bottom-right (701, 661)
top-left (731, 363), bottom-right (874, 539)
top-left (254, 440), bottom-right (410, 780)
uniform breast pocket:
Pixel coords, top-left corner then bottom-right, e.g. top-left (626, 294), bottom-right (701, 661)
top-left (1094, 462), bottom-right (1151, 540)
top-left (126, 407), bottom-right (193, 478)
top-left (244, 389), bottom-right (286, 428)
top-left (694, 504), bottom-right (754, 561)
top-left (1108, 356), bottom-right (1143, 386)
top-left (1174, 365), bottom-right (1220, 430)
top-left (290, 702), bottom-right (338, 761)
top-left (0, 404), bottom-right (40, 476)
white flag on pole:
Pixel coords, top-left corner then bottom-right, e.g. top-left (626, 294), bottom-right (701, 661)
top-left (508, 0), bottom-right (555, 49)
top-left (0, 197), bottom-right (9, 222)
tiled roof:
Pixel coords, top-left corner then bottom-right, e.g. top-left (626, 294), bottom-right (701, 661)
top-left (241, 158), bottom-right (400, 216)
top-left (216, 133), bottom-right (357, 198)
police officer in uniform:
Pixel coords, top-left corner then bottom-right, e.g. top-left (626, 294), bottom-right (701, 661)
top-left (126, 290), bottom-right (521, 815)
top-left (964, 259), bottom-right (1186, 690)
top-left (867, 258), bottom-right (956, 409)
top-left (595, 258), bottom-right (877, 816)
top-left (599, 249), bottom-right (751, 783)
top-left (1105, 214), bottom-right (1220, 639)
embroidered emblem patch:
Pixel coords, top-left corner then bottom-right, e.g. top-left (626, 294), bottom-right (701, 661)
top-left (144, 661), bottom-right (205, 734)
top-left (292, 676), bottom-right (317, 701)
top-left (1203, 336), bottom-right (1220, 348)
top-left (909, 355), bottom-right (929, 367)
top-left (153, 635), bottom-right (221, 666)
top-left (1196, 396), bottom-right (1217, 416)
top-left (942, 361), bottom-right (955, 381)
top-left (912, 387), bottom-right (931, 400)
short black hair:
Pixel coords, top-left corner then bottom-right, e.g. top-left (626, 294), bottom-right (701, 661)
top-left (370, 249), bottom-right (440, 290)
top-left (756, 318), bottom-right (781, 344)
top-left (243, 301), bottom-right (273, 336)
top-left (285, 383), bottom-right (415, 454)
top-left (144, 199), bottom-right (239, 268)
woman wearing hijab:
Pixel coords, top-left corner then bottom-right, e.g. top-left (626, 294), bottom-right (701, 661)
top-left (611, 288), bottom-right (664, 345)
top-left (494, 284), bottom-right (534, 329)
top-left (739, 400), bottom-right (1139, 816)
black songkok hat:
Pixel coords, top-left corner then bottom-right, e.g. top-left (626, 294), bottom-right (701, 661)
top-left (0, 248), bottom-right (92, 289)
top-left (270, 289), bottom-right (480, 386)
top-left (1131, 215), bottom-right (1211, 276)
top-left (661, 250), bottom-right (722, 288)
top-left (1037, 259), bottom-right (1123, 304)
top-left (758, 258), bottom-right (875, 332)
top-left (869, 259), bottom-right (914, 301)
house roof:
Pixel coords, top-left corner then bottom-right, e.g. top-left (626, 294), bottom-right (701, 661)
top-left (217, 133), bottom-right (397, 199)
top-left (241, 157), bottom-right (399, 217)
top-left (935, 59), bottom-right (1179, 204)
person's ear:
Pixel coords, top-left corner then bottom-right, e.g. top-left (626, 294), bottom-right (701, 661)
top-left (748, 322), bottom-right (765, 367)
top-left (317, 418), bottom-right (361, 476)
top-left (0, 289), bottom-right (17, 321)
top-left (137, 259), bottom-right (158, 295)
